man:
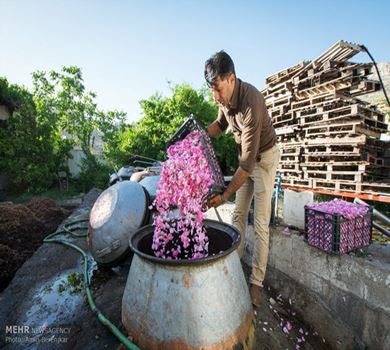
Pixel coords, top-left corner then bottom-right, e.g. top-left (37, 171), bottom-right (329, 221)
top-left (205, 51), bottom-right (280, 307)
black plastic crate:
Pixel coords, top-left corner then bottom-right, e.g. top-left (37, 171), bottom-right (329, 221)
top-left (304, 205), bottom-right (372, 254)
top-left (167, 115), bottom-right (225, 198)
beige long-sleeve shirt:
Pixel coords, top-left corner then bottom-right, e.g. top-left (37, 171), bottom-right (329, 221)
top-left (216, 78), bottom-right (276, 173)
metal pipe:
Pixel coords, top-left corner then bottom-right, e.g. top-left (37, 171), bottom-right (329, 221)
top-left (214, 207), bottom-right (223, 222)
top-left (372, 221), bottom-right (390, 237)
top-left (133, 160), bottom-right (154, 166)
top-left (131, 154), bottom-right (160, 163)
top-left (354, 198), bottom-right (390, 226)
top-left (273, 174), bottom-right (282, 225)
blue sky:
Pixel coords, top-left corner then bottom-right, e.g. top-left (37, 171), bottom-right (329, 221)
top-left (1, 0), bottom-right (389, 122)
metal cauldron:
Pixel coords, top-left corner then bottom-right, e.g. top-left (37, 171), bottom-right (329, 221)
top-left (139, 175), bottom-right (160, 202)
top-left (109, 166), bottom-right (136, 186)
top-left (121, 219), bottom-right (254, 349)
top-left (87, 181), bottom-right (150, 266)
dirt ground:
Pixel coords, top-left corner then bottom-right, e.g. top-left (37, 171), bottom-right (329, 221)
top-left (0, 197), bottom-right (70, 292)
top-left (0, 189), bottom-right (332, 350)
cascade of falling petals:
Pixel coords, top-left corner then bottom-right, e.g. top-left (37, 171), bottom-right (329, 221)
top-left (151, 131), bottom-right (214, 259)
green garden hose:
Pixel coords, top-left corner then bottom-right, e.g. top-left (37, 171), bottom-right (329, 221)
top-left (44, 218), bottom-right (141, 350)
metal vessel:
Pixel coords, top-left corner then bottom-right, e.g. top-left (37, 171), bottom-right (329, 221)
top-left (87, 181), bottom-right (150, 266)
top-left (139, 175), bottom-right (160, 202)
top-left (109, 166), bottom-right (136, 186)
top-left (122, 219), bottom-right (254, 349)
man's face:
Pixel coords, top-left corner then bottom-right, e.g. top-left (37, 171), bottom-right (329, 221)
top-left (210, 73), bottom-right (235, 107)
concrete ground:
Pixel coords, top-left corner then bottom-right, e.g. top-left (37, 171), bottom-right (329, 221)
top-left (0, 191), bottom-right (340, 350)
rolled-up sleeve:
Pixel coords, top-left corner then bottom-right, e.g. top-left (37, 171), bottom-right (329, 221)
top-left (216, 108), bottom-right (228, 132)
top-left (239, 96), bottom-right (263, 173)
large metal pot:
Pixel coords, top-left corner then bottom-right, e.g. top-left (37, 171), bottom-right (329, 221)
top-left (121, 219), bottom-right (254, 350)
top-left (139, 175), bottom-right (160, 202)
top-left (87, 181), bottom-right (150, 266)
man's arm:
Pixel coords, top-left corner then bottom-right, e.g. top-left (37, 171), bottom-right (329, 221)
top-left (207, 120), bottom-right (223, 138)
top-left (207, 166), bottom-right (249, 207)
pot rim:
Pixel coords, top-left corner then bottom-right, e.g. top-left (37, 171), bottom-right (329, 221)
top-left (129, 219), bottom-right (241, 265)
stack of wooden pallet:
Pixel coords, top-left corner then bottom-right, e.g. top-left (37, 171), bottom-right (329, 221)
top-left (263, 40), bottom-right (390, 196)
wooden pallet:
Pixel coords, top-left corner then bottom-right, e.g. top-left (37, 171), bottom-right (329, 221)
top-left (322, 60), bottom-right (371, 73)
top-left (272, 113), bottom-right (297, 127)
top-left (280, 156), bottom-right (301, 163)
top-left (265, 94), bottom-right (293, 109)
top-left (306, 179), bottom-right (390, 196)
top-left (262, 81), bottom-right (293, 98)
top-left (297, 104), bottom-right (353, 125)
top-left (279, 139), bottom-right (304, 147)
top-left (302, 162), bottom-right (371, 172)
top-left (277, 168), bottom-right (302, 176)
top-left (297, 103), bottom-right (386, 126)
top-left (281, 177), bottom-right (390, 196)
top-left (280, 145), bottom-right (302, 156)
top-left (298, 110), bottom-right (388, 132)
top-left (307, 114), bottom-right (387, 131)
top-left (303, 121), bottom-right (382, 138)
top-left (291, 94), bottom-right (372, 115)
top-left (281, 178), bottom-right (311, 188)
top-left (302, 160), bottom-right (369, 167)
top-left (293, 63), bottom-right (372, 90)
top-left (304, 135), bottom-right (368, 146)
top-left (349, 80), bottom-right (382, 96)
top-left (363, 154), bottom-right (389, 166)
top-left (279, 156), bottom-right (302, 170)
top-left (303, 145), bottom-right (360, 155)
top-left (304, 170), bottom-right (359, 182)
top-left (303, 153), bottom-right (381, 165)
top-left (367, 138), bottom-right (390, 149)
top-left (265, 40), bottom-right (389, 199)
top-left (356, 105), bottom-right (386, 122)
top-left (303, 145), bottom-right (389, 166)
top-left (269, 105), bottom-right (285, 118)
top-left (293, 67), bottom-right (340, 89)
top-left (291, 92), bottom-right (343, 111)
top-left (265, 62), bottom-right (308, 86)
top-left (302, 169), bottom-right (388, 183)
top-left (279, 163), bottom-right (300, 172)
top-left (290, 41), bottom-right (365, 82)
top-left (339, 62), bottom-right (372, 78)
top-left (360, 182), bottom-right (390, 196)
top-left (294, 76), bottom-right (380, 100)
top-left (302, 162), bottom-right (389, 174)
top-left (275, 125), bottom-right (300, 136)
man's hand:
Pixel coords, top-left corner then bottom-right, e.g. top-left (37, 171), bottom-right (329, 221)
top-left (207, 121), bottom-right (223, 138)
top-left (207, 194), bottom-right (226, 208)
top-left (207, 167), bottom-right (250, 208)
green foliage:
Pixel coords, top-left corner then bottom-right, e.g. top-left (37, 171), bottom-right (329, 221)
top-left (32, 66), bottom-right (127, 158)
top-left (32, 66), bottom-right (127, 191)
top-left (111, 83), bottom-right (238, 174)
top-left (1, 66), bottom-right (126, 194)
top-left (0, 78), bottom-right (59, 193)
top-left (75, 154), bottom-right (111, 193)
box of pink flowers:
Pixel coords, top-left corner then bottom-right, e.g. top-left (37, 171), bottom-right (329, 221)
top-left (304, 200), bottom-right (372, 254)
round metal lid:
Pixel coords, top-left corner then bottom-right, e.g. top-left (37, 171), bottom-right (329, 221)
top-left (139, 175), bottom-right (160, 201)
top-left (90, 186), bottom-right (119, 229)
top-left (88, 180), bottom-right (149, 265)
